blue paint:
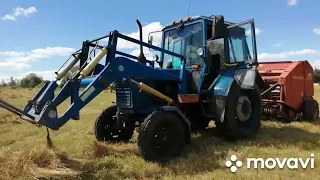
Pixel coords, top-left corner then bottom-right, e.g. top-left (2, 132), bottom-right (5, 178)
top-left (16, 16), bottom-right (258, 131)
top-left (80, 76), bottom-right (96, 87)
top-left (213, 63), bottom-right (250, 96)
top-left (197, 19), bottom-right (207, 93)
top-left (213, 67), bottom-right (235, 96)
top-left (92, 63), bottom-right (105, 75)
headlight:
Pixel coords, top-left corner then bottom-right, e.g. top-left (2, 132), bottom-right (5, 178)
top-left (197, 48), bottom-right (204, 56)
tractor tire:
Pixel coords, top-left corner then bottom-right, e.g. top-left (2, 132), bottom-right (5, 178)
top-left (138, 111), bottom-right (186, 162)
top-left (94, 105), bottom-right (135, 142)
top-left (302, 99), bottom-right (319, 121)
top-left (215, 82), bottom-right (262, 140)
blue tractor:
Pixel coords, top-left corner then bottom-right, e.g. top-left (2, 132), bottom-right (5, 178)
top-left (0, 15), bottom-right (263, 162)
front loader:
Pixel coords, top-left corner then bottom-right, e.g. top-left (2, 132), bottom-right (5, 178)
top-left (0, 15), bottom-right (264, 162)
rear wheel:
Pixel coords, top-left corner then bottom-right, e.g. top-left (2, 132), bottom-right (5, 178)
top-left (94, 106), bottom-right (135, 142)
top-left (302, 99), bottom-right (319, 121)
top-left (138, 111), bottom-right (186, 162)
top-left (216, 82), bottom-right (262, 140)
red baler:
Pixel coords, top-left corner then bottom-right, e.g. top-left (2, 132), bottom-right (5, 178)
top-left (258, 60), bottom-right (319, 121)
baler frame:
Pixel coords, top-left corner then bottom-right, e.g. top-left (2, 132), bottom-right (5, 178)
top-left (261, 83), bottom-right (301, 120)
top-left (258, 60), bottom-right (319, 122)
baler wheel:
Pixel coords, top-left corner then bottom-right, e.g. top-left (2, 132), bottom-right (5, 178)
top-left (94, 105), bottom-right (135, 142)
top-left (138, 111), bottom-right (186, 162)
top-left (302, 99), bottom-right (319, 121)
top-left (215, 82), bottom-right (262, 140)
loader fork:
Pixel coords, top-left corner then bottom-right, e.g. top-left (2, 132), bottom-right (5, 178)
top-left (0, 98), bottom-right (36, 124)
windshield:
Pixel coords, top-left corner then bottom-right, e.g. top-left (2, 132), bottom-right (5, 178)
top-left (228, 23), bottom-right (254, 63)
top-left (162, 23), bottom-right (203, 69)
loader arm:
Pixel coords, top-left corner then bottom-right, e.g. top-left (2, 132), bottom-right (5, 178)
top-left (4, 56), bottom-right (180, 130)
top-left (0, 29), bottom-right (184, 130)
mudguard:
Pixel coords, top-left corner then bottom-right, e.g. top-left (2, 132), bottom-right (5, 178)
top-left (211, 64), bottom-right (257, 123)
top-left (160, 106), bottom-right (191, 143)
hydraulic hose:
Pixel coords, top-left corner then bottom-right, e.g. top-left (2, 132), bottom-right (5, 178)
top-left (129, 79), bottom-right (173, 104)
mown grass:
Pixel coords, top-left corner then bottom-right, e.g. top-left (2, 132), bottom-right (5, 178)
top-left (0, 86), bottom-right (319, 180)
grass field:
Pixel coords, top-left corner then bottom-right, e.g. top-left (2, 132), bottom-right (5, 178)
top-left (0, 86), bottom-right (319, 180)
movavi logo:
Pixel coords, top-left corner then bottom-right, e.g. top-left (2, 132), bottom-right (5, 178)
top-left (226, 154), bottom-right (315, 172)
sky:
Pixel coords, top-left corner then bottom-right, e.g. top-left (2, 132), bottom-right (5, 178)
top-left (1, 0), bottom-right (320, 81)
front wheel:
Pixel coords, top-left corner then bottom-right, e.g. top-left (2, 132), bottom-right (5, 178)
top-left (94, 106), bottom-right (135, 142)
top-left (138, 111), bottom-right (186, 162)
top-left (216, 82), bottom-right (262, 140)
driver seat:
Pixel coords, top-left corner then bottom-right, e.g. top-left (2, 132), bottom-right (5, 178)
top-left (201, 54), bottom-right (221, 90)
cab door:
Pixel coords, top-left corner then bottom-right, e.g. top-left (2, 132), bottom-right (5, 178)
top-left (226, 19), bottom-right (258, 89)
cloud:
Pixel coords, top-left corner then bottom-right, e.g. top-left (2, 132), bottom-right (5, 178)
top-left (311, 60), bottom-right (320, 69)
top-left (0, 70), bottom-right (56, 82)
top-left (258, 49), bottom-right (319, 61)
top-left (130, 47), bottom-right (154, 60)
top-left (313, 28), bottom-right (320, 35)
top-left (1, 15), bottom-right (16, 21)
top-left (13, 7), bottom-right (37, 17)
top-left (273, 43), bottom-right (283, 47)
top-left (288, 0), bottom-right (298, 6)
top-left (112, 22), bottom-right (163, 49)
top-left (29, 47), bottom-right (75, 59)
top-left (103, 21), bottom-right (163, 62)
top-left (0, 75), bottom-right (10, 82)
top-left (1, 6), bottom-right (37, 21)
top-left (246, 28), bottom-right (263, 36)
top-left (255, 28), bottom-right (263, 35)
top-left (0, 47), bottom-right (75, 69)
top-left (0, 51), bottom-right (27, 57)
top-left (0, 61), bottom-right (30, 69)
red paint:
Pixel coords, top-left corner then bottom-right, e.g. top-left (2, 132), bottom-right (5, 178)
top-left (258, 60), bottom-right (314, 113)
top-left (178, 94), bottom-right (199, 103)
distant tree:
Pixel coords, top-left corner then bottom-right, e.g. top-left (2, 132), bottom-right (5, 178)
top-left (7, 77), bottom-right (17, 87)
top-left (314, 68), bottom-right (320, 83)
top-left (20, 73), bottom-right (44, 88)
top-left (59, 66), bottom-right (79, 88)
top-left (14, 78), bottom-right (21, 87)
top-left (0, 79), bottom-right (7, 87)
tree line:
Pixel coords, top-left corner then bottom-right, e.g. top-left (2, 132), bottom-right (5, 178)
top-left (314, 68), bottom-right (320, 83)
top-left (1, 68), bottom-right (320, 89)
top-left (0, 67), bottom-right (78, 89)
top-left (0, 73), bottom-right (44, 88)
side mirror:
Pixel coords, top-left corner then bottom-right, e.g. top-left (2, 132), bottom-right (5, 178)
top-left (148, 35), bottom-right (153, 45)
top-left (153, 54), bottom-right (159, 62)
top-left (212, 15), bottom-right (226, 39)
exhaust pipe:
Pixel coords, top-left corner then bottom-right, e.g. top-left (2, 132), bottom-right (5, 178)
top-left (136, 19), bottom-right (147, 65)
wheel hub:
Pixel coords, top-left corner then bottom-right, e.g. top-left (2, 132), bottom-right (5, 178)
top-left (236, 95), bottom-right (251, 122)
top-left (153, 125), bottom-right (173, 152)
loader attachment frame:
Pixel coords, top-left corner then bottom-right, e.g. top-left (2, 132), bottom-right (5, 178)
top-left (0, 30), bottom-right (184, 130)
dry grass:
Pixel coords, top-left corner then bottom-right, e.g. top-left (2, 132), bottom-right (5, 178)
top-left (0, 86), bottom-right (319, 180)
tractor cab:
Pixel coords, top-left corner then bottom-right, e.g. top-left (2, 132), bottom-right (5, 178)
top-left (149, 15), bottom-right (258, 94)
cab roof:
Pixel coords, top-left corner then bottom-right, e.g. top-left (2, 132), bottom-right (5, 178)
top-left (162, 15), bottom-right (236, 31)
